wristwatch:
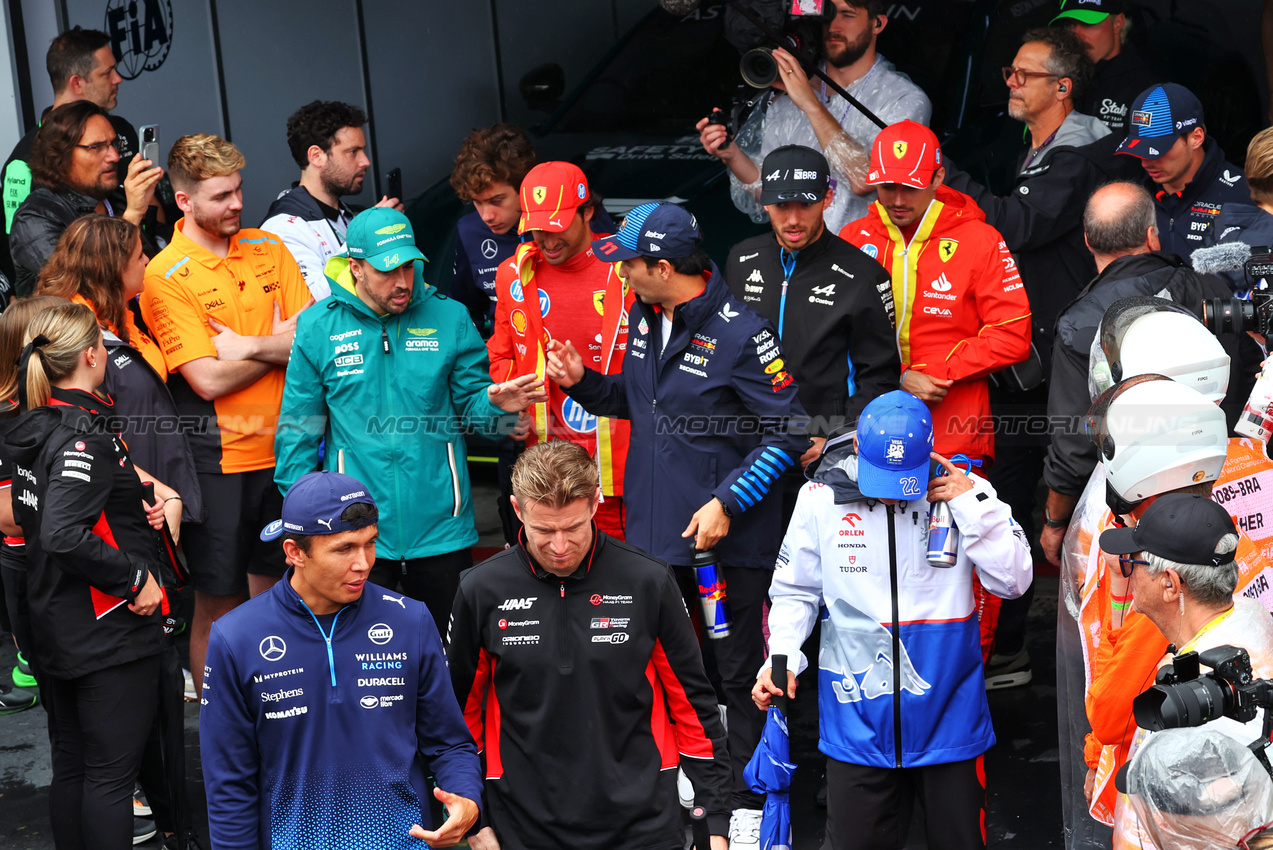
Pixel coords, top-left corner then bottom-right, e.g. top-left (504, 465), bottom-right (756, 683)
top-left (716, 496), bottom-right (735, 518)
top-left (1043, 506), bottom-right (1071, 529)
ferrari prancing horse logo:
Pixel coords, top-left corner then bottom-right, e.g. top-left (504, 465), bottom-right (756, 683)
top-left (532, 186), bottom-right (548, 204)
top-left (892, 141), bottom-right (907, 159)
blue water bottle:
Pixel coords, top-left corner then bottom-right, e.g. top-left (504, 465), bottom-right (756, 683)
top-left (690, 545), bottom-right (732, 639)
top-left (926, 454), bottom-right (981, 568)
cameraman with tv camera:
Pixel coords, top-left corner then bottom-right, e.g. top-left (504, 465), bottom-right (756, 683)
top-left (696, 0), bottom-right (930, 235)
top-left (1099, 494), bottom-right (1273, 848)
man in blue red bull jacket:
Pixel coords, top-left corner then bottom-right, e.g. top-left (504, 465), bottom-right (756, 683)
top-left (199, 471), bottom-right (481, 849)
top-left (754, 391), bottom-right (1032, 850)
top-left (546, 201), bottom-right (809, 844)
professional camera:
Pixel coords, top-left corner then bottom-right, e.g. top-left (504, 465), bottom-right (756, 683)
top-left (1132, 645), bottom-right (1273, 732)
top-left (1201, 247), bottom-right (1273, 336)
top-left (723, 0), bottom-right (833, 88)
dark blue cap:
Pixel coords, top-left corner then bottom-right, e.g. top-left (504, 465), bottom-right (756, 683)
top-left (592, 202), bottom-right (701, 262)
top-left (1117, 84), bottom-right (1205, 159)
top-left (261, 471), bottom-right (379, 541)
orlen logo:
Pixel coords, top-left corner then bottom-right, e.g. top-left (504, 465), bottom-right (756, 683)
top-left (367, 624), bottom-right (393, 645)
top-left (590, 594), bottom-right (603, 606)
top-left (842, 513), bottom-right (861, 527)
top-left (498, 597), bottom-right (537, 611)
top-left (840, 512), bottom-right (865, 537)
top-left (360, 695), bottom-right (379, 709)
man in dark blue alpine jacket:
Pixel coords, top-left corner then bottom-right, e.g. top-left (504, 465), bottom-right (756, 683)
top-left (199, 471), bottom-right (481, 849)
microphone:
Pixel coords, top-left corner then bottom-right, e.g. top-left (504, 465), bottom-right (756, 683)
top-left (659, 0), bottom-right (701, 14)
top-left (1191, 241), bottom-right (1253, 275)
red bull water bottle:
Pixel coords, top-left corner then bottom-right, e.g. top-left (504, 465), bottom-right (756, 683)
top-left (690, 545), bottom-right (731, 639)
top-left (926, 454), bottom-right (981, 568)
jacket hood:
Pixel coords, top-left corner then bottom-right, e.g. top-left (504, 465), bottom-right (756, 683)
top-left (806, 431), bottom-right (868, 504)
top-left (0, 406), bottom-right (64, 467)
top-left (1052, 109), bottom-right (1112, 150)
top-left (322, 255), bottom-right (434, 320)
top-left (262, 185), bottom-right (354, 224)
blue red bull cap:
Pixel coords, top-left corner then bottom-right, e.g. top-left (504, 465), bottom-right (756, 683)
top-left (592, 202), bottom-right (701, 262)
top-left (1117, 84), bottom-right (1204, 159)
top-left (261, 471), bottom-right (379, 541)
top-left (856, 391), bottom-right (934, 500)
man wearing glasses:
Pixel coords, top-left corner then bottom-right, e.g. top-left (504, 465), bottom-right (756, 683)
top-left (9, 100), bottom-right (161, 294)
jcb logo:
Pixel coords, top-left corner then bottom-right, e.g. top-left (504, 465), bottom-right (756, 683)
top-left (497, 597), bottom-right (537, 611)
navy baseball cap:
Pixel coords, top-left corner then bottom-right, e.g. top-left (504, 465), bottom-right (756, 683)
top-left (1099, 494), bottom-right (1236, 567)
top-left (856, 391), bottom-right (934, 500)
top-left (760, 145), bottom-right (830, 204)
top-left (1117, 84), bottom-right (1204, 159)
top-left (261, 471), bottom-right (379, 541)
top-left (1051, 0), bottom-right (1127, 25)
top-left (592, 202), bottom-right (701, 262)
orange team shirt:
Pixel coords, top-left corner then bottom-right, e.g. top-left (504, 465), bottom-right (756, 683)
top-left (516, 249), bottom-right (616, 457)
top-left (71, 293), bottom-right (168, 380)
top-left (139, 220), bottom-right (310, 475)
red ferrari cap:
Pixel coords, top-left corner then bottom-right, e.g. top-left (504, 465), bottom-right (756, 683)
top-left (519, 161), bottom-right (590, 234)
top-left (867, 120), bottom-right (942, 189)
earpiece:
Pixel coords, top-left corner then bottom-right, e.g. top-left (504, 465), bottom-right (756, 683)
top-left (1058, 84), bottom-right (1067, 92)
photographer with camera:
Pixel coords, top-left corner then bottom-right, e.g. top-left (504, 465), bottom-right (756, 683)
top-left (696, 0), bottom-right (930, 236)
top-left (1099, 494), bottom-right (1273, 848)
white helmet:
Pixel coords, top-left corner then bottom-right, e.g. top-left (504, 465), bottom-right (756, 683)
top-left (1086, 375), bottom-right (1229, 515)
top-left (1089, 297), bottom-right (1230, 402)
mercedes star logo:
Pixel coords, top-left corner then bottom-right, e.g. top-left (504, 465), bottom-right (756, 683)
top-left (259, 635), bottom-right (287, 662)
top-left (481, 238), bottom-right (499, 259)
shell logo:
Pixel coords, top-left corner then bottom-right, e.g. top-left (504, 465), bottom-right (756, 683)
top-left (511, 309), bottom-right (528, 336)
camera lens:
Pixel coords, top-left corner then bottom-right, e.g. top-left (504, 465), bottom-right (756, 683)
top-left (740, 47), bottom-right (778, 88)
top-left (1201, 298), bottom-right (1254, 335)
top-left (1132, 677), bottom-right (1231, 731)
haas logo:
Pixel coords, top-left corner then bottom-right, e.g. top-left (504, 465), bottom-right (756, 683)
top-left (842, 513), bottom-right (862, 527)
top-left (498, 597), bottom-right (537, 611)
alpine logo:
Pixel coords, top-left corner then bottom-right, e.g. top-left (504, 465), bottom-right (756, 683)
top-left (765, 169), bottom-right (781, 181)
top-left (498, 597), bottom-right (538, 611)
top-left (746, 269), bottom-right (763, 284)
top-left (930, 273), bottom-right (953, 292)
top-left (811, 283), bottom-right (835, 298)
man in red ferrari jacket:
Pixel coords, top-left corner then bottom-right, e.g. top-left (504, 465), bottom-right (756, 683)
top-left (839, 120), bottom-right (1032, 664)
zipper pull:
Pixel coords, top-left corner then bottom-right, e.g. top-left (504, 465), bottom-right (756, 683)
top-left (382, 326), bottom-right (390, 353)
top-left (560, 582), bottom-right (565, 598)
top-left (400, 558), bottom-right (407, 578)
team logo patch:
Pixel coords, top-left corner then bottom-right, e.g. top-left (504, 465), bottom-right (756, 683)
top-left (892, 141), bottom-right (907, 159)
top-left (532, 186), bottom-right (548, 205)
top-left (938, 239), bottom-right (958, 261)
top-left (1131, 110), bottom-right (1152, 128)
top-left (259, 636), bottom-right (287, 662)
top-left (75, 441), bottom-right (86, 451)
top-left (885, 439), bottom-right (906, 464)
top-left (638, 318), bottom-right (649, 335)
top-left (407, 328), bottom-right (436, 336)
top-left (510, 309), bottom-right (528, 336)
top-left (374, 223), bottom-right (407, 235)
top-left (593, 291), bottom-right (606, 315)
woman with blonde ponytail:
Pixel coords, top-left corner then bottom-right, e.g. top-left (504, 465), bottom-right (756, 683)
top-left (0, 301), bottom-right (170, 850)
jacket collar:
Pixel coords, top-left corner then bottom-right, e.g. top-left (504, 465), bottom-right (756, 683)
top-left (634, 262), bottom-right (730, 336)
top-left (273, 566), bottom-right (365, 621)
top-left (516, 523), bottom-right (605, 583)
top-left (1091, 250), bottom-right (1180, 287)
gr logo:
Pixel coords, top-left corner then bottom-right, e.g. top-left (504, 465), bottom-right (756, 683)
top-left (562, 397), bottom-right (597, 433)
top-left (368, 624), bottom-right (393, 645)
top-left (106, 0), bottom-right (173, 80)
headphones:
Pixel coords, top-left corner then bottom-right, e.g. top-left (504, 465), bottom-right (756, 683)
top-left (1058, 83), bottom-right (1067, 92)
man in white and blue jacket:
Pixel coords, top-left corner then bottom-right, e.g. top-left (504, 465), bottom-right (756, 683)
top-left (754, 391), bottom-right (1033, 850)
top-left (200, 471), bottom-right (481, 849)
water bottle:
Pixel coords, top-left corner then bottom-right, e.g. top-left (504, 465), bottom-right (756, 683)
top-left (1237, 358), bottom-right (1273, 442)
top-left (926, 454), bottom-right (981, 568)
top-left (690, 545), bottom-right (732, 639)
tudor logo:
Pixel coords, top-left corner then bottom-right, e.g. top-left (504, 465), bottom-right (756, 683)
top-left (368, 624), bottom-right (393, 645)
top-left (360, 695), bottom-right (379, 709)
top-left (259, 636), bottom-right (287, 662)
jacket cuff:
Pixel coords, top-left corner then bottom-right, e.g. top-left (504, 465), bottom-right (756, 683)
top-left (123, 554), bottom-right (151, 603)
top-left (1083, 733), bottom-right (1102, 770)
top-left (707, 811), bottom-right (731, 839)
top-left (710, 481), bottom-right (745, 517)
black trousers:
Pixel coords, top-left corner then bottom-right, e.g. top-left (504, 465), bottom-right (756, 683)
top-left (369, 549), bottom-right (473, 639)
top-left (674, 564), bottom-right (771, 810)
top-left (48, 653), bottom-right (161, 850)
top-left (823, 755), bottom-right (986, 850)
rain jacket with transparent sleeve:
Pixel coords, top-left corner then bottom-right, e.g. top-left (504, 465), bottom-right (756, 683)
top-left (728, 56), bottom-right (930, 235)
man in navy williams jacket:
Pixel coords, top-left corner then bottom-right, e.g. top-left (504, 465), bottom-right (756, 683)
top-left (546, 202), bottom-right (808, 842)
top-left (199, 471), bottom-right (481, 849)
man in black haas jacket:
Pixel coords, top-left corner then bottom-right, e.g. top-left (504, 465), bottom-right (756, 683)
top-left (725, 145), bottom-right (899, 481)
top-left (448, 441), bottom-right (731, 850)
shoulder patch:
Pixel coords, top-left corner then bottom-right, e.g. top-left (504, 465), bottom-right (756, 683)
top-left (163, 256), bottom-right (191, 279)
